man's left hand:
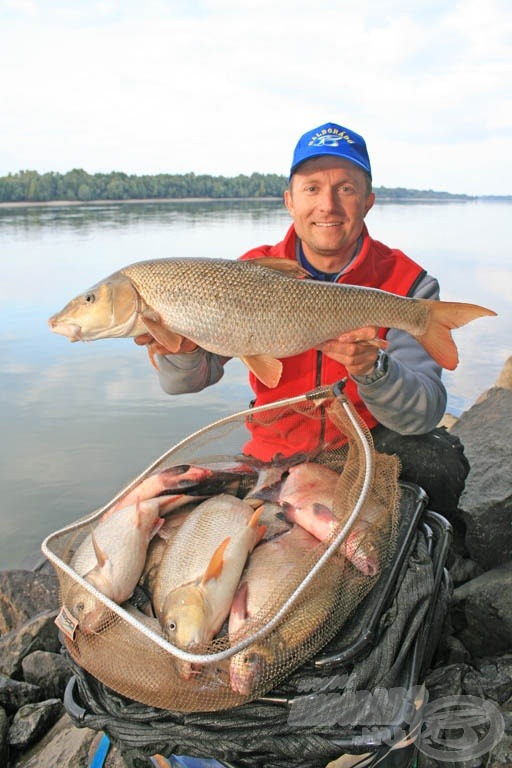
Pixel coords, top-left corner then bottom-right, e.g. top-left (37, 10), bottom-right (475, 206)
top-left (317, 326), bottom-right (387, 377)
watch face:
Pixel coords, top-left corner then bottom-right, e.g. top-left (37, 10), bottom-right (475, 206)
top-left (358, 351), bottom-right (388, 384)
top-left (376, 349), bottom-right (388, 374)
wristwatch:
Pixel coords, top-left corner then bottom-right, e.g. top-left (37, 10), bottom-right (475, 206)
top-left (354, 349), bottom-right (389, 385)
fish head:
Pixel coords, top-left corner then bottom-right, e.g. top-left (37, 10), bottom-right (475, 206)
top-left (66, 583), bottom-right (110, 634)
top-left (229, 648), bottom-right (267, 696)
top-left (161, 584), bottom-right (209, 649)
top-left (48, 272), bottom-right (144, 341)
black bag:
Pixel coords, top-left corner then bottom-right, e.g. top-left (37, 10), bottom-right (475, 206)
top-left (371, 426), bottom-right (470, 516)
top-left (63, 483), bottom-right (452, 768)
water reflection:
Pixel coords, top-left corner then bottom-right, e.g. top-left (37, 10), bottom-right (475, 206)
top-left (0, 198), bottom-right (285, 236)
top-left (0, 199), bottom-right (509, 569)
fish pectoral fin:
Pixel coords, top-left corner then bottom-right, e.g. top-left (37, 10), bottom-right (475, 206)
top-left (140, 311), bottom-right (185, 354)
top-left (231, 581), bottom-right (249, 623)
top-left (240, 354), bottom-right (282, 389)
top-left (312, 503), bottom-right (336, 522)
top-left (202, 537), bottom-right (231, 584)
top-left (249, 257), bottom-right (309, 279)
top-left (146, 341), bottom-right (162, 370)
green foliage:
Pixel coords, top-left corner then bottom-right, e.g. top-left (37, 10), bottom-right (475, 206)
top-left (0, 169), bottom-right (289, 202)
top-left (0, 170), bottom-right (476, 203)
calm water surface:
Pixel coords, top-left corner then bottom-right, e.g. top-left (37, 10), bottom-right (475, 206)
top-left (0, 199), bottom-right (509, 568)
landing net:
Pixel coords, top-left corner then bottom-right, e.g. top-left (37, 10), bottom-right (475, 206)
top-left (43, 381), bottom-right (401, 712)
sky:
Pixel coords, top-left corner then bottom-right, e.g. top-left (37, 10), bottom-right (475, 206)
top-left (1, 0), bottom-right (511, 196)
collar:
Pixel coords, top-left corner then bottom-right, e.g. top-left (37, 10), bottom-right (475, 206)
top-left (297, 235), bottom-right (364, 282)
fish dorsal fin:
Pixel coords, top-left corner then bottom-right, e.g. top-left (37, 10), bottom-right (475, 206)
top-left (248, 505), bottom-right (267, 544)
top-left (151, 517), bottom-right (165, 539)
top-left (202, 537), bottom-right (231, 584)
top-left (91, 530), bottom-right (108, 569)
top-left (134, 498), bottom-right (143, 529)
top-left (240, 354), bottom-right (283, 389)
top-left (140, 310), bottom-right (185, 353)
top-left (249, 258), bottom-right (309, 279)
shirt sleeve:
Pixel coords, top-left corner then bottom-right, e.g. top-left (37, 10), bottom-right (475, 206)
top-left (352, 273), bottom-right (448, 434)
top-left (155, 348), bottom-right (230, 394)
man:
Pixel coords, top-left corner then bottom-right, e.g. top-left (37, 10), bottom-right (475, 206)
top-left (136, 122), bottom-right (469, 513)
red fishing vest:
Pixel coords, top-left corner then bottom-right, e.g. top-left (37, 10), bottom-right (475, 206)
top-left (239, 224), bottom-right (425, 461)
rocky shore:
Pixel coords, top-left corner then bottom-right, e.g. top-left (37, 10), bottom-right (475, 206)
top-left (1, 358), bottom-right (511, 768)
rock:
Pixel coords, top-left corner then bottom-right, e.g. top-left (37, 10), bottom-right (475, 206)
top-left (88, 732), bottom-right (131, 768)
top-left (469, 657), bottom-right (512, 705)
top-left (450, 388), bottom-right (512, 570)
top-left (8, 698), bottom-right (63, 751)
top-left (448, 551), bottom-right (483, 587)
top-left (476, 356), bottom-right (512, 403)
top-left (10, 712), bottom-right (97, 768)
top-left (488, 719), bottom-right (512, 767)
top-left (0, 570), bottom-right (59, 637)
top-left (423, 663), bottom-right (465, 700)
top-left (450, 562), bottom-right (512, 658)
top-left (0, 674), bottom-right (42, 713)
top-left (0, 706), bottom-right (9, 768)
top-left (438, 412), bottom-right (458, 430)
top-left (496, 356), bottom-right (512, 389)
top-left (0, 610), bottom-right (60, 678)
top-left (21, 651), bottom-right (72, 701)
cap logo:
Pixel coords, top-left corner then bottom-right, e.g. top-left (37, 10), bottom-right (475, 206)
top-left (290, 122), bottom-right (371, 179)
top-left (308, 128), bottom-right (355, 148)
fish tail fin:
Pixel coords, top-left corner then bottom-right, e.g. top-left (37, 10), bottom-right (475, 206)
top-left (416, 299), bottom-right (496, 370)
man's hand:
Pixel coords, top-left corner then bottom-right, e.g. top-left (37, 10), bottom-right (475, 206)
top-left (134, 333), bottom-right (198, 357)
top-left (317, 326), bottom-right (387, 377)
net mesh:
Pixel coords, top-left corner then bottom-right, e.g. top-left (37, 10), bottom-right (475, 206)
top-left (43, 386), bottom-right (402, 712)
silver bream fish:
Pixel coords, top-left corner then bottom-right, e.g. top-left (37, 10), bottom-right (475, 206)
top-left (48, 257), bottom-right (496, 388)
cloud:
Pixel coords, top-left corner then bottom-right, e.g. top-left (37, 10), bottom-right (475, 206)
top-left (0, 0), bottom-right (510, 194)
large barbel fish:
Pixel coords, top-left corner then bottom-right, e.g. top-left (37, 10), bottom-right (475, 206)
top-left (66, 499), bottom-right (164, 632)
top-left (48, 257), bottom-right (496, 388)
top-left (153, 494), bottom-right (266, 650)
top-left (228, 525), bottom-right (345, 696)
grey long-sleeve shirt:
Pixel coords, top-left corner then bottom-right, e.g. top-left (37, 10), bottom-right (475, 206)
top-left (154, 271), bottom-right (447, 436)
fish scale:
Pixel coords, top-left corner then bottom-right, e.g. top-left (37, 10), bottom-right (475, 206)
top-left (122, 258), bottom-right (429, 357)
top-left (49, 256), bottom-right (496, 385)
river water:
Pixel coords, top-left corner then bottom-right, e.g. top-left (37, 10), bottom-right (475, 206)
top-left (0, 199), bottom-right (509, 568)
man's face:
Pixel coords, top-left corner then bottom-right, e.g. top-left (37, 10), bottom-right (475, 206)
top-left (285, 156), bottom-right (375, 268)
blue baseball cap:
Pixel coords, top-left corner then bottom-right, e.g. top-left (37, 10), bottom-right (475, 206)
top-left (289, 122), bottom-right (372, 179)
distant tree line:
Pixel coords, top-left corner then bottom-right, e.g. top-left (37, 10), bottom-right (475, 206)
top-left (0, 169), bottom-right (287, 203)
top-left (0, 168), bottom-right (475, 203)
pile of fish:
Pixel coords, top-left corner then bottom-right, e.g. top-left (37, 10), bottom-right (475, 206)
top-left (60, 456), bottom-right (389, 695)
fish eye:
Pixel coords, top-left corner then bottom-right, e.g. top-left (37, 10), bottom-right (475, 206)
top-left (167, 621), bottom-right (177, 633)
top-left (84, 293), bottom-right (96, 304)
